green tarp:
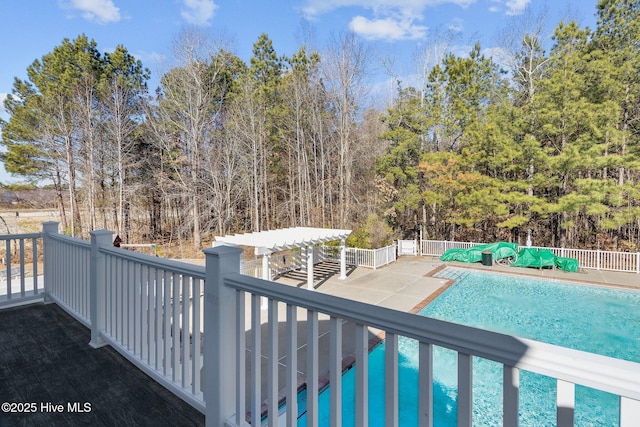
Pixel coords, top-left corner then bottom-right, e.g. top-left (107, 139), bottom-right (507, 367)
top-left (510, 248), bottom-right (556, 268)
top-left (440, 243), bottom-right (580, 272)
top-left (510, 248), bottom-right (580, 272)
top-left (554, 256), bottom-right (580, 273)
top-left (440, 242), bottom-right (518, 263)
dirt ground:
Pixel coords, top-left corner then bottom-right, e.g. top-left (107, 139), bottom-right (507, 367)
top-left (0, 209), bottom-right (212, 262)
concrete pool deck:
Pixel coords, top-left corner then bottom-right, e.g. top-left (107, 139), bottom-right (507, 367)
top-left (276, 255), bottom-right (640, 313)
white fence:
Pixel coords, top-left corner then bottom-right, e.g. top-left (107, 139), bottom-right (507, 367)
top-left (240, 243), bottom-right (398, 279)
top-left (418, 239), bottom-right (640, 273)
top-left (0, 232), bottom-right (43, 309)
top-left (317, 244), bottom-right (397, 270)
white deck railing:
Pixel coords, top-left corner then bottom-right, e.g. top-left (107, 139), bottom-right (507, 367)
top-left (418, 239), bottom-right (640, 273)
top-left (44, 225), bottom-right (92, 326)
top-left (6, 223), bottom-right (640, 426)
top-left (42, 223), bottom-right (206, 412)
top-left (0, 232), bottom-right (43, 309)
top-left (206, 246), bottom-right (640, 427)
top-left (98, 239), bottom-right (206, 411)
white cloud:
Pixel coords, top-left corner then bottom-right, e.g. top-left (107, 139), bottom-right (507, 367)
top-left (349, 15), bottom-right (427, 40)
top-left (302, 0), bottom-right (475, 19)
top-left (302, 0), bottom-right (474, 41)
top-left (504, 0), bottom-right (530, 16)
top-left (181, 0), bottom-right (218, 26)
top-left (447, 17), bottom-right (464, 32)
top-left (61, 0), bottom-right (121, 24)
top-left (487, 0), bottom-right (530, 16)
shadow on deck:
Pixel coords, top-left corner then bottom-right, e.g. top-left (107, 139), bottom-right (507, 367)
top-left (0, 303), bottom-right (204, 426)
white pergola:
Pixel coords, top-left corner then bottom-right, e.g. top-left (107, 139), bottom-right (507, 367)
top-left (214, 227), bottom-right (352, 290)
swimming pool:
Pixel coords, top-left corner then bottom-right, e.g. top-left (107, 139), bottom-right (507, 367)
top-left (298, 267), bottom-right (640, 426)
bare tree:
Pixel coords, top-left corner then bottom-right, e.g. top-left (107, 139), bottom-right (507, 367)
top-left (322, 32), bottom-right (371, 227)
top-left (147, 27), bottom-right (235, 248)
top-left (99, 46), bottom-right (150, 238)
top-left (495, 6), bottom-right (552, 106)
top-left (224, 74), bottom-right (267, 232)
top-left (413, 26), bottom-right (459, 109)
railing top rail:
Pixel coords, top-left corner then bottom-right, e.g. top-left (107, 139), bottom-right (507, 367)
top-left (224, 272), bottom-right (640, 400)
top-left (48, 232), bottom-right (91, 248)
top-left (100, 245), bottom-right (206, 279)
top-left (0, 232), bottom-right (42, 240)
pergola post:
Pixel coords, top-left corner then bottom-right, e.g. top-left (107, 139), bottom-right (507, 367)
top-left (262, 252), bottom-right (272, 281)
top-left (340, 238), bottom-right (347, 280)
top-left (307, 244), bottom-right (314, 290)
top-left (261, 251), bottom-right (272, 309)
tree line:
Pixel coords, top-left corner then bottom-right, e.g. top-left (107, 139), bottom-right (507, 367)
top-left (1, 0), bottom-right (639, 251)
top-left (379, 0), bottom-right (640, 251)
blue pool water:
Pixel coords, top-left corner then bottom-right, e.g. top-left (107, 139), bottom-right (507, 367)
top-left (298, 268), bottom-right (640, 426)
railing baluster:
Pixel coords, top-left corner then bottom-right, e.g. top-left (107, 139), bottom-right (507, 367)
top-left (286, 303), bottom-right (298, 426)
top-left (83, 244), bottom-right (87, 312)
top-left (19, 239), bottom-right (25, 298)
top-left (620, 397), bottom-right (640, 426)
top-left (503, 365), bottom-right (519, 427)
top-left (355, 323), bottom-right (368, 427)
top-left (154, 268), bottom-right (162, 370)
top-left (146, 266), bottom-right (153, 365)
top-left (192, 277), bottom-right (201, 396)
top-left (128, 259), bottom-right (135, 350)
top-left (181, 275), bottom-right (190, 388)
top-left (163, 270), bottom-right (171, 376)
top-left (557, 379), bottom-right (574, 427)
top-left (267, 298), bottom-right (278, 426)
top-left (306, 309), bottom-right (319, 427)
top-left (458, 353), bottom-right (473, 427)
top-left (251, 293), bottom-right (262, 427)
top-left (6, 239), bottom-right (11, 299)
top-left (172, 272), bottom-right (180, 382)
top-left (139, 262), bottom-right (144, 356)
top-left (385, 333), bottom-right (398, 427)
top-left (418, 342), bottom-right (433, 427)
top-left (330, 316), bottom-right (342, 427)
top-left (141, 264), bottom-right (148, 362)
top-left (236, 290), bottom-right (246, 426)
top-left (118, 257), bottom-right (124, 344)
top-left (104, 254), bottom-right (110, 335)
top-left (32, 237), bottom-right (38, 294)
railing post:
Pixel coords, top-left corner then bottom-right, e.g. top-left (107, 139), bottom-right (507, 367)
top-left (203, 245), bottom-right (243, 427)
top-left (42, 221), bottom-right (59, 303)
top-left (89, 229), bottom-right (113, 348)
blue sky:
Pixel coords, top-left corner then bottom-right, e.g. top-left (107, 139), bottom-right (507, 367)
top-left (0, 0), bottom-right (597, 184)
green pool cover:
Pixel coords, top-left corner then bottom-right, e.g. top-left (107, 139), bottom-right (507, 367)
top-left (510, 248), bottom-right (556, 268)
top-left (439, 243), bottom-right (580, 272)
top-left (510, 247), bottom-right (580, 272)
top-left (439, 242), bottom-right (518, 263)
